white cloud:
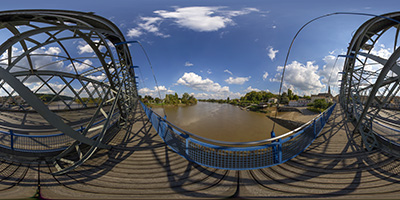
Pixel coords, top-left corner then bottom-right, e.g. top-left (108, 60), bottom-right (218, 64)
top-left (67, 59), bottom-right (93, 73)
top-left (224, 76), bottom-right (250, 85)
top-left (87, 73), bottom-right (107, 82)
top-left (177, 72), bottom-right (229, 93)
top-left (244, 86), bottom-right (260, 92)
top-left (45, 47), bottom-right (62, 55)
top-left (138, 85), bottom-right (174, 97)
top-left (193, 91), bottom-right (242, 99)
top-left (318, 55), bottom-right (343, 87)
top-left (127, 16), bottom-right (169, 38)
top-left (76, 40), bottom-right (105, 54)
top-left (207, 69), bottom-right (212, 74)
top-left (185, 61), bottom-right (194, 67)
top-left (271, 61), bottom-right (324, 95)
top-left (77, 42), bottom-right (93, 54)
top-left (127, 28), bottom-right (143, 38)
top-left (154, 6), bottom-right (258, 32)
top-left (224, 69), bottom-right (233, 75)
top-left (267, 46), bottom-right (278, 61)
top-left (262, 72), bottom-right (269, 80)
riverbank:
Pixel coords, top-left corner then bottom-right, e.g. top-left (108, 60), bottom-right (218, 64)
top-left (270, 107), bottom-right (319, 130)
top-left (147, 103), bottom-right (194, 108)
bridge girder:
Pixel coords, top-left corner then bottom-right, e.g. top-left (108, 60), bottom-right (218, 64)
top-left (340, 12), bottom-right (400, 152)
top-left (0, 10), bottom-right (138, 174)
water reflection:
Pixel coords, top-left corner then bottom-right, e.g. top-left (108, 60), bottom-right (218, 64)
top-left (152, 102), bottom-right (289, 142)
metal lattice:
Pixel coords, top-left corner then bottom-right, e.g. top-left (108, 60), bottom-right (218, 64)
top-left (340, 12), bottom-right (400, 153)
top-left (0, 10), bottom-right (138, 175)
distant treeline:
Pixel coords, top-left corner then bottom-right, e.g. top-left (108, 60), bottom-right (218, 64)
top-left (35, 93), bottom-right (73, 102)
top-left (199, 89), bottom-right (310, 107)
top-left (140, 92), bottom-right (197, 106)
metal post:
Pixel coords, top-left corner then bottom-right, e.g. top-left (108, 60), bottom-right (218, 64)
top-left (277, 139), bottom-right (282, 163)
top-left (313, 119), bottom-right (317, 138)
top-left (185, 138), bottom-right (189, 157)
top-left (10, 130), bottom-right (14, 150)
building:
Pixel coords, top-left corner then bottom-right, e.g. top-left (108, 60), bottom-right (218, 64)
top-left (311, 86), bottom-right (333, 103)
top-left (288, 98), bottom-right (311, 107)
top-left (268, 98), bottom-right (278, 104)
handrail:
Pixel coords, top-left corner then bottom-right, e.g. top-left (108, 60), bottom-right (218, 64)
top-left (0, 111), bottom-right (120, 152)
top-left (146, 103), bottom-right (331, 146)
top-left (141, 101), bottom-right (336, 170)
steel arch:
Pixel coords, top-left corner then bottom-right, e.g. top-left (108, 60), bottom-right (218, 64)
top-left (340, 12), bottom-right (400, 153)
top-left (0, 10), bottom-right (138, 174)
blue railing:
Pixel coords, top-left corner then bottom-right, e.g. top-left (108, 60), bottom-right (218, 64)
top-left (0, 112), bottom-right (120, 153)
top-left (141, 102), bottom-right (336, 170)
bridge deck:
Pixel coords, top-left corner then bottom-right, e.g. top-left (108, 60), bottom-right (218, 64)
top-left (0, 105), bottom-right (400, 199)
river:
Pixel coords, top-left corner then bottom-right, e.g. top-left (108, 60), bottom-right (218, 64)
top-left (151, 102), bottom-right (290, 143)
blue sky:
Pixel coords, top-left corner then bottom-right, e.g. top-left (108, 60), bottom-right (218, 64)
top-left (2, 0), bottom-right (400, 99)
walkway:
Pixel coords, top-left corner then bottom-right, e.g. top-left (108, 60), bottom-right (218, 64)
top-left (0, 104), bottom-right (399, 199)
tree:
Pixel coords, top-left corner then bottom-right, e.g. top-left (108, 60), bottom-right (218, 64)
top-left (280, 92), bottom-right (289, 104)
top-left (181, 92), bottom-right (190, 104)
top-left (288, 89), bottom-right (294, 100)
top-left (313, 99), bottom-right (328, 109)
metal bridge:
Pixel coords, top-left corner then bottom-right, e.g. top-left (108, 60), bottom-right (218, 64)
top-left (0, 9), bottom-right (399, 199)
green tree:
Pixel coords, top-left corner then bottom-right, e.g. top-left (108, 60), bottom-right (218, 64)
top-left (288, 89), bottom-right (294, 100)
top-left (280, 92), bottom-right (289, 104)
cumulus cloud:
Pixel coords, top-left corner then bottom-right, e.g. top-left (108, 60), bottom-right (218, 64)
top-left (224, 69), bottom-right (233, 75)
top-left (267, 46), bottom-right (278, 61)
top-left (262, 72), bottom-right (269, 80)
top-left (44, 47), bottom-right (62, 55)
top-left (193, 91), bottom-right (242, 99)
top-left (318, 55), bottom-right (344, 89)
top-left (224, 76), bottom-right (250, 85)
top-left (127, 16), bottom-right (170, 38)
top-left (67, 59), bottom-right (93, 73)
top-left (127, 6), bottom-right (259, 37)
top-left (127, 28), bottom-right (143, 38)
top-left (177, 72), bottom-right (229, 93)
top-left (76, 40), bottom-right (106, 54)
top-left (271, 61), bottom-right (324, 95)
top-left (138, 85), bottom-right (174, 97)
top-left (154, 6), bottom-right (258, 32)
top-left (87, 73), bottom-right (107, 82)
top-left (244, 86), bottom-right (261, 92)
top-left (185, 61), bottom-right (194, 67)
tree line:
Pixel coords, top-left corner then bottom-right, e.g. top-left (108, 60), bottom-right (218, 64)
top-left (200, 89), bottom-right (310, 107)
top-left (140, 92), bottom-right (197, 106)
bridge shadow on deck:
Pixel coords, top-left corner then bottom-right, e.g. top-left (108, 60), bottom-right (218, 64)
top-left (1, 105), bottom-right (400, 199)
top-left (239, 105), bottom-right (400, 198)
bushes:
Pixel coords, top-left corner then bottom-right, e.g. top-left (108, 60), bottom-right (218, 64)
top-left (307, 99), bottom-right (333, 113)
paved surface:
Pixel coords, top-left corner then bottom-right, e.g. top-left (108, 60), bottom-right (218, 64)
top-left (0, 105), bottom-right (400, 199)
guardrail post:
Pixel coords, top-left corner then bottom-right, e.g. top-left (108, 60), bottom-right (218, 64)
top-left (185, 138), bottom-right (189, 156)
top-left (277, 139), bottom-right (282, 163)
top-left (10, 130), bottom-right (14, 150)
top-left (313, 119), bottom-right (317, 138)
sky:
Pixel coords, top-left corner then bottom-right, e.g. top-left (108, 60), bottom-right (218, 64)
top-left (1, 0), bottom-right (400, 99)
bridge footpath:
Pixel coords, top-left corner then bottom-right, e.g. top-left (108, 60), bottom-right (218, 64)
top-left (0, 105), bottom-right (400, 199)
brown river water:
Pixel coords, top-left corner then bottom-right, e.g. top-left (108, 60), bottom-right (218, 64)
top-left (151, 102), bottom-right (290, 142)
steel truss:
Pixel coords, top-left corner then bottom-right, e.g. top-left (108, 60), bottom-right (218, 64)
top-left (340, 12), bottom-right (400, 152)
top-left (0, 10), bottom-right (138, 174)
